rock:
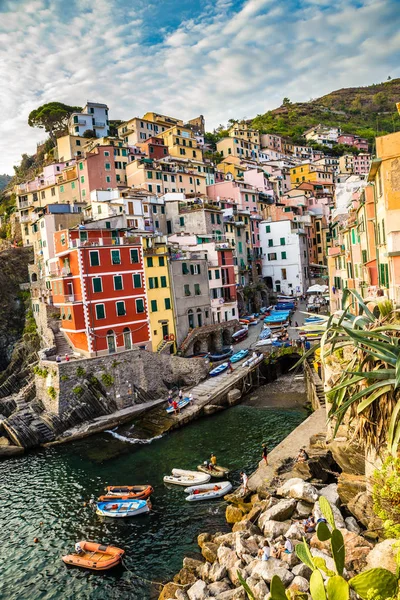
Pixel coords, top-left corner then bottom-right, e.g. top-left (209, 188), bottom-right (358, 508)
top-left (246, 502), bottom-right (268, 524)
top-left (295, 501), bottom-right (314, 518)
top-left (310, 528), bottom-right (371, 571)
top-left (291, 461), bottom-right (313, 480)
top-left (347, 491), bottom-right (381, 533)
top-left (209, 562), bottom-right (227, 583)
top-left (208, 580), bottom-right (232, 595)
top-left (328, 440), bottom-right (365, 475)
top-left (313, 501), bottom-right (345, 529)
top-left (337, 473), bottom-right (366, 506)
top-left (200, 561), bottom-right (212, 581)
top-left (198, 533), bottom-right (213, 548)
top-left (214, 588), bottom-right (246, 599)
top-left (176, 590), bottom-right (190, 600)
top-left (187, 579), bottom-right (209, 600)
top-left (251, 561), bottom-right (294, 586)
top-left (226, 505), bottom-right (245, 524)
top-left (281, 551), bottom-right (300, 568)
top-left (292, 563), bottom-right (312, 579)
top-left (277, 479), bottom-right (319, 503)
top-left (202, 542), bottom-right (219, 563)
top-left (310, 432), bottom-right (328, 450)
top-left (183, 557), bottom-right (205, 573)
top-left (214, 533), bottom-right (235, 546)
top-left (366, 539), bottom-right (399, 574)
top-left (226, 560), bottom-right (245, 586)
top-left (263, 499), bottom-right (297, 522)
top-left (174, 567), bottom-right (197, 586)
top-left (235, 533), bottom-right (259, 558)
top-left (159, 583), bottom-right (180, 600)
top-left (289, 576), bottom-right (310, 592)
top-left (345, 517), bottom-right (361, 534)
top-left (217, 546), bottom-right (240, 571)
top-left (246, 576), bottom-right (269, 600)
top-left (285, 522), bottom-right (306, 541)
top-left (319, 484), bottom-right (340, 507)
top-left (232, 520), bottom-right (262, 535)
top-left (310, 548), bottom-right (337, 575)
top-left (261, 520), bottom-right (291, 540)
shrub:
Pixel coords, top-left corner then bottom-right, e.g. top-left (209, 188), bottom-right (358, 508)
top-left (101, 373), bottom-right (114, 386)
top-left (60, 375), bottom-right (69, 381)
top-left (47, 386), bottom-right (56, 399)
top-left (72, 386), bottom-right (84, 397)
top-left (373, 455), bottom-right (400, 539)
top-left (76, 366), bottom-right (86, 377)
top-left (33, 366), bottom-right (48, 378)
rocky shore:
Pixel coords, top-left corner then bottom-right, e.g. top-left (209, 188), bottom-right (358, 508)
top-left (159, 421), bottom-right (398, 600)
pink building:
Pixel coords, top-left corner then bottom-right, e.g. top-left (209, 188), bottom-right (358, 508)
top-left (338, 134), bottom-right (369, 152)
top-left (353, 153), bottom-right (372, 176)
top-left (78, 146), bottom-right (125, 201)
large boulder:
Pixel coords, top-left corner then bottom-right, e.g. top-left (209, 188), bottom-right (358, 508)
top-left (187, 579), bottom-right (209, 600)
top-left (217, 545), bottom-right (240, 571)
top-left (366, 539), bottom-right (399, 574)
top-left (226, 505), bottom-right (245, 524)
top-left (174, 568), bottom-right (197, 586)
top-left (207, 580), bottom-right (232, 596)
top-left (226, 560), bottom-right (246, 586)
top-left (214, 533), bottom-right (235, 547)
top-left (295, 501), bottom-right (314, 518)
top-left (280, 551), bottom-right (300, 569)
top-left (261, 519), bottom-right (291, 539)
top-left (202, 542), bottom-right (219, 564)
top-left (345, 517), bottom-right (361, 534)
top-left (310, 528), bottom-right (372, 572)
top-left (347, 491), bottom-right (381, 533)
top-left (176, 589), bottom-right (190, 600)
top-left (251, 561), bottom-right (294, 586)
top-left (328, 439), bottom-right (365, 475)
top-left (209, 562), bottom-right (227, 583)
top-left (319, 484), bottom-right (340, 507)
top-left (285, 522), bottom-right (306, 541)
top-left (313, 501), bottom-right (345, 529)
top-left (183, 557), bottom-right (204, 574)
top-left (214, 587), bottom-right (246, 599)
top-left (277, 479), bottom-right (319, 503)
top-left (289, 576), bottom-right (310, 592)
top-left (292, 563), bottom-right (312, 579)
top-left (159, 582), bottom-right (180, 600)
top-left (246, 576), bottom-right (269, 600)
top-left (235, 533), bottom-right (259, 558)
top-left (232, 520), bottom-right (262, 536)
top-left (337, 473), bottom-right (366, 506)
top-left (198, 533), bottom-right (213, 548)
top-left (262, 499), bottom-right (297, 522)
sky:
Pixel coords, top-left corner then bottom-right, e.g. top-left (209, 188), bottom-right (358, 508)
top-left (0, 0), bottom-right (400, 174)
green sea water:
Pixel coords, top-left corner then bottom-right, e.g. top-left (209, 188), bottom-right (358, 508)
top-left (0, 402), bottom-right (306, 600)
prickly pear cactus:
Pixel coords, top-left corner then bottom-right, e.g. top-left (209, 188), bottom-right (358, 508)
top-left (317, 521), bottom-right (332, 542)
top-left (295, 540), bottom-right (315, 570)
top-left (330, 529), bottom-right (345, 575)
top-left (349, 568), bottom-right (399, 600)
top-left (326, 575), bottom-right (349, 600)
top-left (271, 574), bottom-right (289, 600)
top-left (319, 496), bottom-right (335, 529)
top-left (310, 569), bottom-right (327, 600)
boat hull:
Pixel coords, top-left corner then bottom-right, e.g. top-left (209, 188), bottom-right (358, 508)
top-left (99, 485), bottom-right (153, 501)
top-left (164, 469), bottom-right (211, 486)
top-left (96, 499), bottom-right (150, 518)
top-left (231, 350), bottom-right (249, 363)
top-left (209, 363), bottom-right (228, 376)
top-left (62, 541), bottom-right (124, 571)
top-left (184, 481), bottom-right (233, 501)
top-left (166, 397), bottom-right (191, 413)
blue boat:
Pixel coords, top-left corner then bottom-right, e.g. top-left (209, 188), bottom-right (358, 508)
top-left (305, 316), bottom-right (324, 324)
top-left (207, 347), bottom-right (233, 361)
top-left (275, 302), bottom-right (295, 311)
top-left (259, 328), bottom-right (272, 340)
top-left (209, 362), bottom-right (228, 377)
top-left (231, 349), bottom-right (249, 363)
top-left (96, 499), bottom-right (150, 518)
top-left (166, 397), bottom-right (191, 414)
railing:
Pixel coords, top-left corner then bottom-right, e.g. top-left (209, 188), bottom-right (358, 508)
top-left (94, 121), bottom-right (106, 127)
top-left (58, 293), bottom-right (83, 303)
top-left (20, 215), bottom-right (31, 223)
top-left (68, 235), bottom-right (141, 248)
top-left (18, 201), bottom-right (30, 209)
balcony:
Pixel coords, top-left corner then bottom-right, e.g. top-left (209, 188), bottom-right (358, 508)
top-left (68, 235), bottom-right (141, 249)
top-left (20, 215), bottom-right (31, 223)
top-left (215, 242), bottom-right (232, 250)
top-left (18, 201), bottom-right (31, 209)
top-left (94, 121), bottom-right (106, 128)
top-left (57, 293), bottom-right (83, 303)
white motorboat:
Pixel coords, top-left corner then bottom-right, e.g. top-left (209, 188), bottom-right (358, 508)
top-left (163, 469), bottom-right (211, 487)
top-left (184, 481), bottom-right (233, 501)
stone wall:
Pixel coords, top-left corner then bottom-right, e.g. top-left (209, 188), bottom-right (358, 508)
top-left (37, 347), bottom-right (209, 415)
top-left (304, 359), bottom-right (325, 411)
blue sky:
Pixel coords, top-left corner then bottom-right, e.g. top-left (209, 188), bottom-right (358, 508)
top-left (0, 0), bottom-right (399, 174)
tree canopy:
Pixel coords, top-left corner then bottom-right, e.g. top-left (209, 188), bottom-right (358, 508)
top-left (28, 102), bottom-right (82, 142)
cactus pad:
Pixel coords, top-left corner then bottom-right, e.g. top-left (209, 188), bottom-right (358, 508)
top-left (310, 568), bottom-right (327, 600)
top-left (349, 568), bottom-right (398, 600)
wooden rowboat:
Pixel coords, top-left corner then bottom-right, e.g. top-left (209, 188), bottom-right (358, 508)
top-left (62, 541), bottom-right (124, 571)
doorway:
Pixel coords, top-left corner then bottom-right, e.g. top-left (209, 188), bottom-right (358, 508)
top-left (107, 330), bottom-right (116, 353)
top-left (162, 323), bottom-right (169, 339)
top-left (123, 328), bottom-right (132, 350)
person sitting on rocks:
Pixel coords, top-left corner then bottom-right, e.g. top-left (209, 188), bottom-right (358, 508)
top-left (303, 515), bottom-right (316, 533)
top-left (258, 542), bottom-right (270, 561)
top-left (284, 539), bottom-right (293, 554)
top-left (296, 447), bottom-right (309, 463)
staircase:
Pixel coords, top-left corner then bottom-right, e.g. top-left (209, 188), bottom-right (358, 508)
top-left (54, 331), bottom-right (74, 357)
top-left (156, 339), bottom-right (174, 354)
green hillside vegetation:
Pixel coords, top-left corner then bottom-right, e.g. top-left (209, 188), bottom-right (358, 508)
top-left (251, 78), bottom-right (400, 147)
top-left (0, 174), bottom-right (12, 191)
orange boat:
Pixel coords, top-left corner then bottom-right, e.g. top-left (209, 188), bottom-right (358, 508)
top-left (62, 541), bottom-right (124, 571)
top-left (98, 484), bottom-right (153, 501)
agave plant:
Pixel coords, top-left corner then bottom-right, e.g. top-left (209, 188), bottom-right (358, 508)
top-left (297, 288), bottom-right (400, 455)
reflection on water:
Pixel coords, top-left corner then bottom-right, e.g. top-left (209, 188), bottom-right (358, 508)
top-left (0, 403), bottom-right (306, 600)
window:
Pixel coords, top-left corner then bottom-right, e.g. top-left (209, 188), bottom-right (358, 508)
top-left (150, 299), bottom-right (158, 312)
top-left (164, 297), bottom-right (171, 310)
top-left (79, 162), bottom-right (84, 171)
top-left (161, 276), bottom-right (167, 288)
top-left (182, 262), bottom-right (189, 275)
top-left (268, 239), bottom-right (273, 247)
top-left (280, 237), bottom-right (285, 246)
top-left (194, 283), bottom-right (201, 295)
top-left (158, 256), bottom-right (165, 267)
top-left (281, 251), bottom-right (287, 259)
top-left (41, 191), bottom-right (45, 199)
top-left (130, 248), bottom-right (139, 263)
top-left (266, 225), bottom-right (270, 233)
top-left (116, 301), bottom-right (126, 316)
top-left (95, 304), bottom-right (105, 319)
top-left (217, 214), bottom-right (221, 224)
top-left (133, 273), bottom-right (141, 288)
top-left (184, 284), bottom-right (191, 296)
top-left (179, 217), bottom-right (185, 226)
top-left (149, 277), bottom-right (159, 289)
top-left (105, 163), bottom-right (111, 170)
top-left (114, 275), bottom-right (123, 290)
top-left (104, 151), bottom-right (110, 157)
top-left (148, 184), bottom-right (153, 192)
top-left (362, 250), bottom-right (367, 264)
top-left (268, 253), bottom-right (277, 261)
top-left (92, 277), bottom-right (102, 292)
top-left (51, 187), bottom-right (56, 196)
top-left (215, 269), bottom-right (220, 279)
top-left (147, 171), bottom-right (153, 179)
top-left (111, 250), bottom-right (121, 265)
top-left (281, 268), bottom-right (287, 280)
top-left (89, 251), bottom-right (100, 266)
top-left (211, 213), bottom-right (215, 224)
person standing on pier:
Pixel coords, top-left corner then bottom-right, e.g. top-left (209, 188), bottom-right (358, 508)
top-left (262, 444), bottom-right (268, 465)
top-left (227, 358), bottom-right (233, 373)
top-left (240, 471), bottom-right (248, 495)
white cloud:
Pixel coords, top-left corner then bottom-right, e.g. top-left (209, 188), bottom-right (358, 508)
top-left (0, 0), bottom-right (399, 174)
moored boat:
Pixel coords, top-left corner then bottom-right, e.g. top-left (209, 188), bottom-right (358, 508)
top-left (230, 349), bottom-right (249, 363)
top-left (232, 328), bottom-right (248, 343)
top-left (242, 354), bottom-right (264, 368)
top-left (197, 464), bottom-right (230, 478)
top-left (166, 397), bottom-right (191, 414)
top-left (209, 362), bottom-right (228, 377)
top-left (164, 469), bottom-right (211, 487)
top-left (62, 541), bottom-right (125, 570)
top-left (96, 499), bottom-right (150, 518)
top-left (99, 484), bottom-right (153, 501)
top-left (184, 481), bottom-right (233, 502)
top-left (207, 347), bottom-right (233, 361)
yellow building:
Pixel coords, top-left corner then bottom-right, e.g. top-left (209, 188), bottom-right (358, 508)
top-left (143, 236), bottom-right (177, 352)
top-left (126, 158), bottom-right (207, 196)
top-left (159, 125), bottom-right (202, 162)
top-left (217, 156), bottom-right (247, 179)
top-left (290, 162), bottom-right (334, 186)
top-left (217, 136), bottom-right (260, 162)
top-left (57, 134), bottom-right (86, 162)
top-left (227, 121), bottom-right (260, 145)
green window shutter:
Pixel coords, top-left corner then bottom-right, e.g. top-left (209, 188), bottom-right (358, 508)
top-left (217, 215), bottom-right (221, 224)
top-left (136, 299), bottom-right (144, 313)
top-left (238, 241), bottom-right (242, 252)
top-left (211, 213), bottom-right (215, 224)
top-left (114, 275), bottom-right (123, 290)
top-left (130, 248), bottom-right (139, 263)
top-left (194, 283), bottom-right (201, 295)
top-left (111, 250), bottom-right (121, 264)
top-left (93, 277), bottom-right (102, 292)
top-left (280, 237), bottom-right (285, 246)
top-left (133, 274), bottom-right (141, 288)
top-left (151, 299), bottom-right (157, 312)
top-left (159, 256), bottom-right (165, 266)
top-left (281, 252), bottom-right (287, 259)
top-left (215, 270), bottom-right (220, 279)
top-left (116, 301), bottom-right (126, 316)
top-left (182, 262), bottom-right (189, 275)
top-left (268, 239), bottom-right (273, 247)
top-left (89, 251), bottom-right (99, 266)
top-left (165, 298), bottom-right (171, 310)
top-left (266, 225), bottom-right (270, 233)
top-left (208, 270), bottom-right (212, 280)
top-left (79, 162), bottom-right (83, 170)
top-left (161, 276), bottom-right (167, 288)
top-left (362, 250), bottom-right (367, 264)
top-left (149, 278), bottom-right (154, 289)
top-left (147, 171), bottom-right (153, 179)
top-left (179, 217), bottom-right (185, 226)
top-left (95, 304), bottom-right (105, 319)
top-left (147, 257), bottom-right (153, 267)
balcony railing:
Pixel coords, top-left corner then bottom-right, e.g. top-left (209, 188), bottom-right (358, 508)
top-left (58, 293), bottom-right (83, 303)
top-left (20, 215), bottom-right (31, 223)
top-left (94, 121), bottom-right (106, 128)
top-left (68, 235), bottom-right (141, 249)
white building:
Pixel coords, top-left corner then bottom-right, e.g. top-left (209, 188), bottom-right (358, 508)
top-left (304, 125), bottom-right (340, 147)
top-left (68, 102), bottom-right (109, 138)
top-left (260, 219), bottom-right (309, 296)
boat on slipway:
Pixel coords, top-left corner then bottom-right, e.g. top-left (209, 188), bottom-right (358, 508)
top-left (232, 328), bottom-right (248, 343)
top-left (184, 481), bottom-right (233, 502)
top-left (230, 349), bottom-right (249, 363)
top-left (209, 363), bottom-right (228, 377)
top-left (207, 348), bottom-right (233, 361)
top-left (166, 397), bottom-right (191, 413)
top-left (163, 469), bottom-right (211, 487)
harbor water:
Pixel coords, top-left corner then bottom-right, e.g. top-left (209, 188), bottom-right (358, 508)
top-left (1, 388), bottom-right (306, 600)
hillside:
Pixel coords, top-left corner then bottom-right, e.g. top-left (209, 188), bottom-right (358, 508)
top-left (251, 78), bottom-right (400, 145)
top-left (0, 174), bottom-right (11, 191)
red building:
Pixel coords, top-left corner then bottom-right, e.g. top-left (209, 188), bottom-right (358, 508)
top-left (78, 145), bottom-right (128, 200)
top-left (137, 136), bottom-right (169, 160)
top-left (51, 226), bottom-right (151, 356)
